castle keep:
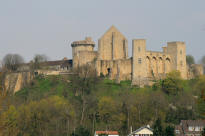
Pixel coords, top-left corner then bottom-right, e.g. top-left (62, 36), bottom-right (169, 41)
top-left (71, 26), bottom-right (202, 86)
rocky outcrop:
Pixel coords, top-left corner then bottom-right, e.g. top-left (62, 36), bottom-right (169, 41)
top-left (4, 72), bottom-right (34, 93)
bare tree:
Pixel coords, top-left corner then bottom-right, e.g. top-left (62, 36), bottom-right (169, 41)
top-left (32, 54), bottom-right (49, 69)
top-left (0, 60), bottom-right (2, 71)
top-left (186, 55), bottom-right (195, 66)
top-left (2, 54), bottom-right (24, 71)
top-left (70, 65), bottom-right (99, 125)
top-left (34, 54), bottom-right (48, 63)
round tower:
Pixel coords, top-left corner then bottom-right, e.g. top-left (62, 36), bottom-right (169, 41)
top-left (71, 37), bottom-right (95, 59)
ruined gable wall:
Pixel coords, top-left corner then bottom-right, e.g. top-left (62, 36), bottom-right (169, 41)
top-left (98, 27), bottom-right (128, 60)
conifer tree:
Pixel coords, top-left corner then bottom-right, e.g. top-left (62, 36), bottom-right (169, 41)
top-left (153, 118), bottom-right (163, 136)
top-left (202, 127), bottom-right (205, 136)
top-left (164, 126), bottom-right (175, 136)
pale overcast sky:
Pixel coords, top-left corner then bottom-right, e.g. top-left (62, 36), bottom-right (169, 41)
top-left (0, 0), bottom-right (205, 62)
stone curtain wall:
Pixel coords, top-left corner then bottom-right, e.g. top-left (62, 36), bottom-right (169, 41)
top-left (145, 51), bottom-right (172, 79)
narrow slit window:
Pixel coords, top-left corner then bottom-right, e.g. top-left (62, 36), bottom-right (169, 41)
top-left (138, 46), bottom-right (141, 52)
top-left (138, 58), bottom-right (142, 64)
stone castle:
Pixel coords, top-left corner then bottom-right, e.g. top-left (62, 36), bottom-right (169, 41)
top-left (2, 26), bottom-right (204, 93)
top-left (71, 26), bottom-right (203, 86)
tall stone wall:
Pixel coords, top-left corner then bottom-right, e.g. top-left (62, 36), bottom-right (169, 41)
top-left (97, 60), bottom-right (118, 79)
top-left (117, 59), bottom-right (132, 82)
top-left (145, 51), bottom-right (172, 79)
top-left (95, 59), bottom-right (131, 82)
top-left (167, 42), bottom-right (187, 79)
top-left (132, 39), bottom-right (147, 86)
top-left (98, 26), bottom-right (128, 60)
top-left (73, 51), bottom-right (97, 68)
top-left (72, 46), bottom-right (94, 59)
top-left (4, 72), bottom-right (34, 93)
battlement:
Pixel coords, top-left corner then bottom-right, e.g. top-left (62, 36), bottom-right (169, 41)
top-left (132, 39), bottom-right (146, 41)
top-left (71, 37), bottom-right (95, 47)
top-left (167, 41), bottom-right (185, 45)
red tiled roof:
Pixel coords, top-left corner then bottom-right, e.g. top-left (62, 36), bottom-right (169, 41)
top-left (95, 131), bottom-right (119, 135)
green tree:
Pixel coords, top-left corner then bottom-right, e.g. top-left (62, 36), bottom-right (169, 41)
top-left (202, 127), bottom-right (205, 136)
top-left (153, 118), bottom-right (163, 136)
top-left (200, 56), bottom-right (205, 74)
top-left (0, 106), bottom-right (19, 136)
top-left (161, 70), bottom-right (183, 95)
top-left (98, 96), bottom-right (118, 130)
top-left (186, 55), bottom-right (195, 66)
top-left (0, 96), bottom-right (75, 136)
top-left (71, 126), bottom-right (91, 136)
top-left (70, 65), bottom-right (99, 125)
top-left (31, 54), bottom-right (48, 69)
top-left (164, 126), bottom-right (175, 136)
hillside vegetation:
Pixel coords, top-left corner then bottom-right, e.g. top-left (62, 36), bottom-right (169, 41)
top-left (0, 70), bottom-right (205, 136)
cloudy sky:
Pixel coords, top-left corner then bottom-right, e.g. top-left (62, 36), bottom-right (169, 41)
top-left (0, 0), bottom-right (205, 62)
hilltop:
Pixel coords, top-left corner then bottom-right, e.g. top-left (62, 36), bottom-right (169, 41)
top-left (0, 71), bottom-right (205, 136)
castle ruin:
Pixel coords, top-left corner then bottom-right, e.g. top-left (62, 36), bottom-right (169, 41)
top-left (71, 26), bottom-right (203, 86)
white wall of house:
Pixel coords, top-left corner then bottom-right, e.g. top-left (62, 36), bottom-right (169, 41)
top-left (95, 134), bottom-right (119, 136)
top-left (131, 128), bottom-right (153, 135)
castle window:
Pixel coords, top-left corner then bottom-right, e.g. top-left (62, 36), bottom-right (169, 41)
top-left (138, 47), bottom-right (141, 52)
top-left (175, 130), bottom-right (180, 134)
top-left (180, 50), bottom-right (182, 55)
top-left (107, 68), bottom-right (111, 75)
top-left (138, 58), bottom-right (142, 64)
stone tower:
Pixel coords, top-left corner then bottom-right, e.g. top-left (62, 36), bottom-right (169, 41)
top-left (71, 37), bottom-right (95, 68)
top-left (167, 42), bottom-right (187, 78)
top-left (132, 39), bottom-right (147, 86)
top-left (98, 25), bottom-right (128, 60)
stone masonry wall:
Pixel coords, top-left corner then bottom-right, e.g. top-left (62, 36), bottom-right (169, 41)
top-left (4, 72), bottom-right (34, 93)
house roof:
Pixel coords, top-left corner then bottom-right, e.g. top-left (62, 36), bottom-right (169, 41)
top-left (40, 59), bottom-right (72, 67)
top-left (181, 120), bottom-right (205, 126)
top-left (95, 131), bottom-right (119, 135)
top-left (176, 120), bottom-right (205, 135)
top-left (128, 126), bottom-right (153, 136)
top-left (182, 120), bottom-right (205, 135)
